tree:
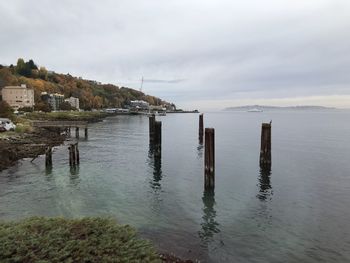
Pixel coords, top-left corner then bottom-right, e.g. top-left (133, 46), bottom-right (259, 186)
top-left (34, 101), bottom-right (51, 112)
top-left (16, 58), bottom-right (31, 77)
top-left (92, 96), bottom-right (103, 109)
top-left (27, 59), bottom-right (38, 70)
top-left (38, 67), bottom-right (48, 80)
top-left (59, 101), bottom-right (75, 111)
top-left (0, 101), bottom-right (14, 118)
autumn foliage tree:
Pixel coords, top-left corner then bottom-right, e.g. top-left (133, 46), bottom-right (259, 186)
top-left (0, 101), bottom-right (14, 118)
top-left (1, 58), bottom-right (174, 111)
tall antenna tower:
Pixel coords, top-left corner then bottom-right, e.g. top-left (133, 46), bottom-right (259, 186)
top-left (140, 76), bottom-right (144, 92)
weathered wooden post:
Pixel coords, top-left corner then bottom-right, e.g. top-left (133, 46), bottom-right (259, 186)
top-left (75, 127), bottom-right (79, 138)
top-left (69, 146), bottom-right (73, 166)
top-left (204, 128), bottom-right (215, 190)
top-left (76, 143), bottom-right (80, 165)
top-left (154, 121), bottom-right (162, 157)
top-left (199, 113), bottom-right (204, 144)
top-left (84, 128), bottom-right (88, 139)
top-left (149, 114), bottom-right (156, 142)
top-left (71, 144), bottom-right (76, 165)
top-left (45, 146), bottom-right (52, 167)
top-left (260, 121), bottom-right (272, 168)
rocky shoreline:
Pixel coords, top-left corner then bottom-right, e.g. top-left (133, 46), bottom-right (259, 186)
top-left (0, 128), bottom-right (66, 172)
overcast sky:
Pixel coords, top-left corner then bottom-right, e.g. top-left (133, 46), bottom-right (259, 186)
top-left (1, 0), bottom-right (350, 110)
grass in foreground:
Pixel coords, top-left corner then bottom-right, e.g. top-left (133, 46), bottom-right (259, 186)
top-left (0, 217), bottom-right (160, 263)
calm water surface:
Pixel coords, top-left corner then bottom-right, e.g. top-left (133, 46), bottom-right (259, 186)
top-left (1, 111), bottom-right (350, 262)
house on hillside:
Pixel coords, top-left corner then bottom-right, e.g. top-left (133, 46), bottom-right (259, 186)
top-left (64, 96), bottom-right (79, 110)
top-left (1, 84), bottom-right (35, 109)
top-left (41, 92), bottom-right (64, 111)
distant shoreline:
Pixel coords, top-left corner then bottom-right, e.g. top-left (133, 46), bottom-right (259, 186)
top-left (223, 105), bottom-right (339, 111)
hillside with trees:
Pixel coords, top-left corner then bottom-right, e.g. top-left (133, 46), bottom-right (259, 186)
top-left (0, 59), bottom-right (174, 111)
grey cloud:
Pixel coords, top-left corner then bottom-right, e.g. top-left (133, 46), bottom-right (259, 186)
top-left (1, 0), bottom-right (350, 109)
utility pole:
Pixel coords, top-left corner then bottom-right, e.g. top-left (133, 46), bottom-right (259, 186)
top-left (140, 76), bottom-right (144, 92)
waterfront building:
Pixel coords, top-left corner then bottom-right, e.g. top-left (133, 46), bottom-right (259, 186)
top-left (1, 84), bottom-right (35, 109)
top-left (64, 96), bottom-right (80, 110)
top-left (130, 100), bottom-right (149, 110)
top-left (41, 92), bottom-right (64, 111)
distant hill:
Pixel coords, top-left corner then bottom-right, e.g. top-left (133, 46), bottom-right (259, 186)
top-left (224, 105), bottom-right (336, 111)
top-left (0, 58), bottom-right (175, 110)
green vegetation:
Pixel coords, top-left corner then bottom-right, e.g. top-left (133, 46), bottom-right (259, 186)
top-left (14, 119), bottom-right (33, 133)
top-left (0, 58), bottom-right (171, 110)
top-left (0, 217), bottom-right (160, 263)
top-left (24, 111), bottom-right (108, 122)
top-left (0, 101), bottom-right (14, 120)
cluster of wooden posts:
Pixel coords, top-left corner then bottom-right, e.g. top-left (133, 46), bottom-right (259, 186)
top-left (149, 113), bottom-right (272, 191)
top-left (44, 124), bottom-right (87, 168)
top-left (45, 142), bottom-right (80, 168)
top-left (66, 127), bottom-right (88, 139)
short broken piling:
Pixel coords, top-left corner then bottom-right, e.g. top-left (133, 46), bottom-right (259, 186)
top-left (204, 128), bottom-right (215, 190)
top-left (69, 143), bottom-right (79, 166)
top-left (260, 121), bottom-right (272, 168)
top-left (84, 128), bottom-right (88, 139)
top-left (154, 121), bottom-right (162, 157)
top-left (75, 127), bottom-right (79, 138)
top-left (45, 146), bottom-right (52, 167)
top-left (199, 113), bottom-right (204, 144)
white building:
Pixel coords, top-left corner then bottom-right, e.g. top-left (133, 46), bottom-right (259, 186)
top-left (130, 100), bottom-right (149, 110)
top-left (1, 84), bottom-right (35, 109)
top-left (64, 97), bottom-right (79, 110)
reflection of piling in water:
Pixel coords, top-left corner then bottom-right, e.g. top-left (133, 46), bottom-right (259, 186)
top-left (84, 128), bottom-right (88, 138)
top-left (70, 165), bottom-right (80, 176)
top-left (199, 189), bottom-right (220, 245)
top-left (199, 113), bottom-right (204, 144)
top-left (75, 127), bottom-right (79, 138)
top-left (257, 167), bottom-right (272, 201)
top-left (69, 143), bottom-right (79, 166)
top-left (204, 128), bottom-right (215, 190)
top-left (260, 121), bottom-right (272, 168)
top-left (150, 155), bottom-right (162, 191)
top-left (154, 121), bottom-right (162, 157)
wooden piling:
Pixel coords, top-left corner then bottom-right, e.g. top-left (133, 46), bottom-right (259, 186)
top-left (260, 122), bottom-right (272, 168)
top-left (154, 121), bottom-right (162, 157)
top-left (75, 127), bottom-right (79, 138)
top-left (69, 143), bottom-right (80, 166)
top-left (72, 144), bottom-right (76, 165)
top-left (204, 128), bottom-right (215, 190)
top-left (149, 114), bottom-right (156, 142)
top-left (45, 146), bottom-right (52, 167)
top-left (84, 128), bottom-right (88, 139)
top-left (76, 143), bottom-right (80, 164)
top-left (199, 113), bottom-right (204, 144)
top-left (69, 146), bottom-right (73, 166)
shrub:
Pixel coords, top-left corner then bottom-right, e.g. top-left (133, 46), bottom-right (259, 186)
top-left (0, 217), bottom-right (160, 263)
